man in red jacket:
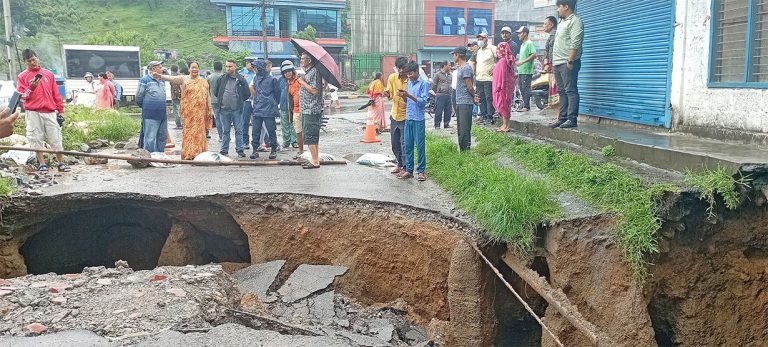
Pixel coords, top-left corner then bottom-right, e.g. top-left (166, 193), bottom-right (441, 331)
top-left (16, 49), bottom-right (70, 173)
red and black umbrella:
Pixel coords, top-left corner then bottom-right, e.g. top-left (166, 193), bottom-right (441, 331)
top-left (290, 38), bottom-right (341, 88)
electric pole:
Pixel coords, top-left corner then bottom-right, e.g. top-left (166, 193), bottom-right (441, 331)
top-left (261, 0), bottom-right (269, 62)
top-left (3, 0), bottom-right (15, 79)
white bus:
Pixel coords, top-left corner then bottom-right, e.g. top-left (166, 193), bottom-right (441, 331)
top-left (62, 45), bottom-right (171, 103)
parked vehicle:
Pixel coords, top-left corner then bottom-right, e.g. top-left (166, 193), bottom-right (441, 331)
top-left (531, 71), bottom-right (552, 110)
top-left (63, 45), bottom-right (166, 103)
top-left (0, 80), bottom-right (15, 110)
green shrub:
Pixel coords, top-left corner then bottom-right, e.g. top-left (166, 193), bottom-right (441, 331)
top-left (0, 177), bottom-right (15, 196)
top-left (684, 167), bottom-right (749, 216)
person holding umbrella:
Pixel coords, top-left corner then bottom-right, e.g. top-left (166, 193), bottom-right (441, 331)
top-left (297, 52), bottom-right (324, 169)
top-left (291, 38), bottom-right (343, 169)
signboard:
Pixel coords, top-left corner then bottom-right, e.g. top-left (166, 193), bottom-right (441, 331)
top-left (533, 0), bottom-right (556, 8)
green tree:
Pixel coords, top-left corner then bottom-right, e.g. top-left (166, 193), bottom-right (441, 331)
top-left (292, 25), bottom-right (317, 42)
top-left (85, 29), bottom-right (157, 65)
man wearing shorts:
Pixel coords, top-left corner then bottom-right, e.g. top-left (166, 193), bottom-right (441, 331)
top-left (298, 52), bottom-right (324, 169)
top-left (16, 49), bottom-right (70, 173)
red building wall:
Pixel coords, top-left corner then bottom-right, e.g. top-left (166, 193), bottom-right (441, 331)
top-left (423, 0), bottom-right (496, 48)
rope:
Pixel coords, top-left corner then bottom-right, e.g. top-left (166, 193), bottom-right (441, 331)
top-left (468, 241), bottom-right (565, 347)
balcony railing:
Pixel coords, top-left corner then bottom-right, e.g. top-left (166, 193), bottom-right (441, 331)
top-left (224, 29), bottom-right (341, 39)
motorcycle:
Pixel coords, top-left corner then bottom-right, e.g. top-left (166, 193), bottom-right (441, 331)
top-left (531, 71), bottom-right (552, 110)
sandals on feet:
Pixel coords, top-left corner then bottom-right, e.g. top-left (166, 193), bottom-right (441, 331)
top-left (301, 162), bottom-right (320, 169)
top-left (57, 164), bottom-right (71, 172)
top-left (37, 164), bottom-right (49, 173)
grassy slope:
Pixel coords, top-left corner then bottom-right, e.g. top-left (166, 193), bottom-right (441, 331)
top-left (18, 0), bottom-right (229, 70)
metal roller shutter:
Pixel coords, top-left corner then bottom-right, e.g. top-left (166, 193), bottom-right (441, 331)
top-left (577, 0), bottom-right (676, 127)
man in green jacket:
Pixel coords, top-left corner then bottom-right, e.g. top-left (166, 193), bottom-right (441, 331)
top-left (549, 0), bottom-right (584, 129)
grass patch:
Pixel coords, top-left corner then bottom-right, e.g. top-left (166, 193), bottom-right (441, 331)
top-left (0, 177), bottom-right (14, 197)
top-left (425, 133), bottom-right (560, 253)
top-left (684, 167), bottom-right (749, 216)
top-left (8, 106), bottom-right (140, 150)
top-left (470, 128), bottom-right (675, 277)
top-left (601, 145), bottom-right (616, 157)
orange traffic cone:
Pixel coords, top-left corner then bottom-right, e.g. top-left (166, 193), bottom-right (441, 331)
top-left (361, 114), bottom-right (381, 143)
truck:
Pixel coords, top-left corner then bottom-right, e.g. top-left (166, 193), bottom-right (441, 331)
top-left (62, 45), bottom-right (171, 104)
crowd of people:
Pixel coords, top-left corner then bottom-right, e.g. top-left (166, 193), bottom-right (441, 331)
top-left (135, 51), bottom-right (326, 168)
top-left (367, 0), bottom-right (583, 181)
top-left (5, 0), bottom-right (583, 179)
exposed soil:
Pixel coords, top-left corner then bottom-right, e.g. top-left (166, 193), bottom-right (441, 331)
top-left (648, 195), bottom-right (768, 346)
top-left (1, 184), bottom-right (766, 346)
top-left (0, 193), bottom-right (497, 345)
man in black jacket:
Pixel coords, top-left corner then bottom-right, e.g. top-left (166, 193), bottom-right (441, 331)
top-left (213, 60), bottom-right (252, 157)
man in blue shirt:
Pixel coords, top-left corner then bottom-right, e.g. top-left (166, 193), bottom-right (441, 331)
top-left (397, 61), bottom-right (431, 181)
top-left (135, 61), bottom-right (168, 153)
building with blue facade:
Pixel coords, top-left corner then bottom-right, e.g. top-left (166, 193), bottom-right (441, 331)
top-left (209, 0), bottom-right (346, 66)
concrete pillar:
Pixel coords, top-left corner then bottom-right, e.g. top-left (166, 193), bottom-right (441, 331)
top-left (446, 240), bottom-right (497, 346)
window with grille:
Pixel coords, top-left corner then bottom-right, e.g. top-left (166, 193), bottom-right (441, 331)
top-left (710, 0), bottom-right (768, 86)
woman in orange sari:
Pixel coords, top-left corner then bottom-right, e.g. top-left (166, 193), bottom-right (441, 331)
top-left (366, 72), bottom-right (386, 132)
top-left (156, 62), bottom-right (213, 160)
top-left (95, 73), bottom-right (115, 109)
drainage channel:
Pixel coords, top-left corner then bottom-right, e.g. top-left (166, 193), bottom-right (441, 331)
top-left (0, 191), bottom-right (766, 346)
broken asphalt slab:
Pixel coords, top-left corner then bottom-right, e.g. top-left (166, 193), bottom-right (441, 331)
top-left (231, 260), bottom-right (286, 302)
top-left (278, 265), bottom-right (348, 303)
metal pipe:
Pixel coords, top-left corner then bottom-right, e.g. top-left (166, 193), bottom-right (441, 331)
top-left (0, 146), bottom-right (348, 167)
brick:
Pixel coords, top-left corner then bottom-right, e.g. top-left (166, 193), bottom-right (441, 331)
top-left (26, 323), bottom-right (47, 334)
top-left (150, 274), bottom-right (168, 282)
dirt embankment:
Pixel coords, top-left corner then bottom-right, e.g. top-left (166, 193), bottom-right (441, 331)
top-left (648, 193), bottom-right (768, 346)
top-left (506, 186), bottom-right (768, 347)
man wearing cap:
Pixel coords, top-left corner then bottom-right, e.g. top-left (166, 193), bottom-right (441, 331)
top-left (500, 26), bottom-right (520, 57)
top-left (278, 60), bottom-right (299, 151)
top-left (136, 60), bottom-right (168, 153)
top-left (516, 26), bottom-right (537, 112)
top-left (474, 32), bottom-right (496, 125)
top-left (550, 0), bottom-right (584, 129)
top-left (451, 46), bottom-right (480, 151)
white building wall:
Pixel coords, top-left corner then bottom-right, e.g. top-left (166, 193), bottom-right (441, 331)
top-left (670, 0), bottom-right (768, 134)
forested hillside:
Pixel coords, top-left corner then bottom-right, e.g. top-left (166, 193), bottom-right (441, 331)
top-left (3, 0), bottom-right (245, 74)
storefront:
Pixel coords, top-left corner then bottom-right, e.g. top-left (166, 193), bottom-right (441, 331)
top-left (578, 0), bottom-right (676, 127)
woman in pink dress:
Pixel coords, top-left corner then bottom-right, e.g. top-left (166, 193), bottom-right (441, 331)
top-left (492, 41), bottom-right (517, 132)
top-left (95, 72), bottom-right (115, 110)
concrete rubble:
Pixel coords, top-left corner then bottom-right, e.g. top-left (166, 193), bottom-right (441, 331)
top-left (0, 261), bottom-right (435, 347)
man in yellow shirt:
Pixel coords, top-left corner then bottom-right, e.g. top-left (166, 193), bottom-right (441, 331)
top-left (385, 56), bottom-right (409, 175)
